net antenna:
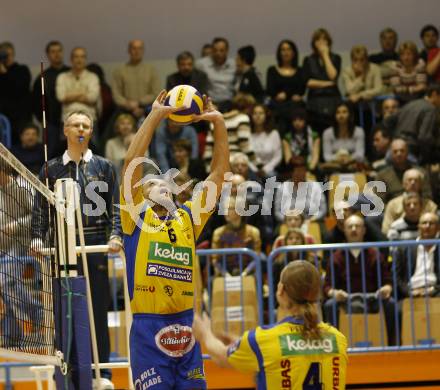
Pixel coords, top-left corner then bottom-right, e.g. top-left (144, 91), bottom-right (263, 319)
top-left (40, 61), bottom-right (49, 189)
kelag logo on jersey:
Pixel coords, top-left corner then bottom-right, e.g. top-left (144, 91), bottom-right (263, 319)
top-left (148, 242), bottom-right (192, 266)
top-left (279, 334), bottom-right (338, 355)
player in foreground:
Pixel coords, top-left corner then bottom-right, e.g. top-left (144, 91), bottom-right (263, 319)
top-left (193, 261), bottom-right (348, 389)
top-left (121, 90), bottom-right (229, 389)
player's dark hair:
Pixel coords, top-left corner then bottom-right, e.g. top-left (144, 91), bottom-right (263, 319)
top-left (281, 261), bottom-right (321, 339)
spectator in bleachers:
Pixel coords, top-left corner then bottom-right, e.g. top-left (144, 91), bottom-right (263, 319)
top-left (153, 119), bottom-right (198, 173)
top-left (381, 97), bottom-right (399, 120)
top-left (196, 37), bottom-right (235, 112)
top-left (323, 214), bottom-right (395, 344)
top-left (342, 45), bottom-right (383, 104)
top-left (324, 200), bottom-right (386, 243)
top-left (427, 43), bottom-right (440, 83)
top-left (266, 40), bottom-right (306, 133)
top-left (56, 47), bottom-right (100, 123)
top-left (171, 139), bottom-right (206, 182)
top-left (211, 196), bottom-right (262, 276)
top-left (0, 41), bottom-right (32, 144)
top-left (105, 113), bottom-right (136, 177)
top-left (371, 125), bottom-right (392, 172)
top-left (200, 43), bottom-right (212, 58)
top-left (274, 166), bottom-right (327, 223)
top-left (322, 102), bottom-right (366, 167)
top-left (204, 94), bottom-right (255, 171)
top-left (387, 192), bottom-right (423, 241)
top-left (249, 104), bottom-right (282, 178)
top-left (419, 24), bottom-right (439, 64)
top-left (273, 210), bottom-right (315, 251)
top-left (303, 28), bottom-right (342, 133)
top-left (375, 139), bottom-right (432, 203)
top-left (382, 168), bottom-right (437, 233)
top-left (230, 152), bottom-right (260, 183)
top-left (390, 41), bottom-right (427, 104)
top-left (174, 172), bottom-right (194, 208)
top-left (395, 211), bottom-right (440, 299)
top-left (369, 27), bottom-right (399, 93)
top-left (32, 41), bottom-right (69, 157)
top-left (384, 84), bottom-right (440, 164)
top-left (112, 40), bottom-right (160, 119)
top-left (166, 51), bottom-right (208, 94)
top-left (11, 124), bottom-right (44, 175)
top-left (234, 45), bottom-right (264, 103)
top-left (282, 108), bottom-right (320, 172)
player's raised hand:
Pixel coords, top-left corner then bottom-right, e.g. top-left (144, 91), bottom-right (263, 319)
top-left (151, 90), bottom-right (188, 119)
top-left (193, 95), bottom-right (223, 123)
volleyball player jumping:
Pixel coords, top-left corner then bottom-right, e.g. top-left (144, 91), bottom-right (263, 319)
top-left (193, 261), bottom-right (348, 390)
top-left (120, 90), bottom-right (229, 389)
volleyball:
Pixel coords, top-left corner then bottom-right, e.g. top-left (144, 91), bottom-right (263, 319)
top-left (164, 85), bottom-right (204, 125)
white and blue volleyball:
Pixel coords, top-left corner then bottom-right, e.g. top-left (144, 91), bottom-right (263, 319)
top-left (164, 85), bottom-right (203, 125)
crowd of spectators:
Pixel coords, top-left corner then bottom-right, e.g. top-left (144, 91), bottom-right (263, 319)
top-left (2, 24), bottom-right (440, 347)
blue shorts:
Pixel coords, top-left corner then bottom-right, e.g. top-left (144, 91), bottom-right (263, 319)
top-left (130, 309), bottom-right (206, 389)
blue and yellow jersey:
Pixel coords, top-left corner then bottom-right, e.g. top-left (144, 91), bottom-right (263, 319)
top-left (120, 187), bottom-right (213, 315)
top-left (227, 317), bottom-right (347, 390)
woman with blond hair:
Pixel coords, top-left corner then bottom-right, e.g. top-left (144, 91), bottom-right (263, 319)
top-left (193, 261), bottom-right (348, 389)
top-left (390, 41), bottom-right (427, 103)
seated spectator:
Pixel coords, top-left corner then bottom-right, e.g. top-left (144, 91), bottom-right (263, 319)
top-left (0, 41), bottom-right (32, 143)
top-left (211, 196), bottom-right (261, 276)
top-left (375, 139), bottom-right (432, 203)
top-left (196, 37), bottom-right (235, 112)
top-left (249, 104), bottom-right (282, 178)
top-left (11, 124), bottom-right (44, 175)
top-left (56, 47), bottom-right (100, 123)
top-left (387, 192), bottom-right (423, 241)
top-left (32, 41), bottom-right (69, 157)
top-left (323, 215), bottom-right (396, 344)
top-left (266, 40), bottom-right (306, 133)
top-left (172, 139), bottom-right (206, 182)
top-left (153, 119), bottom-right (198, 173)
top-left (322, 102), bottom-right (365, 167)
top-left (369, 27), bottom-right (399, 93)
top-left (282, 108), bottom-right (320, 172)
top-left (200, 44), bottom-right (212, 58)
top-left (273, 210), bottom-right (315, 251)
top-left (427, 29), bottom-right (440, 82)
top-left (390, 41), bottom-right (427, 103)
top-left (324, 201), bottom-right (386, 243)
top-left (395, 212), bottom-right (440, 299)
top-left (381, 97), bottom-right (399, 120)
top-left (105, 113), bottom-right (136, 177)
top-left (342, 45), bottom-right (383, 104)
top-left (230, 152), bottom-right (260, 183)
top-left (371, 125), bottom-right (392, 171)
top-left (112, 40), bottom-right (160, 119)
top-left (384, 84), bottom-right (440, 164)
top-left (203, 94), bottom-right (255, 171)
top-left (166, 51), bottom-right (208, 94)
top-left (419, 24), bottom-right (439, 64)
top-left (303, 28), bottom-right (342, 133)
top-left (234, 45), bottom-right (264, 103)
top-left (274, 166), bottom-right (327, 223)
top-left (382, 168), bottom-right (437, 233)
top-left (174, 172), bottom-right (193, 208)
top-left (272, 228), bottom-right (312, 292)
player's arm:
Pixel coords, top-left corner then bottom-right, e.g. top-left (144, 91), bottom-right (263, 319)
top-left (193, 312), bottom-right (232, 368)
top-left (122, 90), bottom-right (184, 199)
top-left (194, 97), bottom-right (230, 202)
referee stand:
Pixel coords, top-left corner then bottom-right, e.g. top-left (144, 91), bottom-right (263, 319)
top-left (53, 179), bottom-right (133, 389)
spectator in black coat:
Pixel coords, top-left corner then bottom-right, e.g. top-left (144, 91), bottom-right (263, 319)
top-left (234, 45), bottom-right (264, 103)
top-left (171, 139), bottom-right (206, 182)
top-left (11, 124), bottom-right (44, 175)
top-left (0, 42), bottom-right (32, 144)
top-left (166, 51), bottom-right (208, 95)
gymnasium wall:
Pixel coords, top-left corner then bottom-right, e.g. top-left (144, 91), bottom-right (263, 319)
top-left (2, 0), bottom-right (439, 86)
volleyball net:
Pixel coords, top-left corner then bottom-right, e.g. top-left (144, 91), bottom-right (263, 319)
top-left (0, 143), bottom-right (59, 365)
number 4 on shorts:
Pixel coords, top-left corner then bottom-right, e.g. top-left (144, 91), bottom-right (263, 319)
top-left (303, 362), bottom-right (322, 390)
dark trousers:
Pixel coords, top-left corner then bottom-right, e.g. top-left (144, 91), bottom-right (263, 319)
top-left (79, 233), bottom-right (111, 379)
